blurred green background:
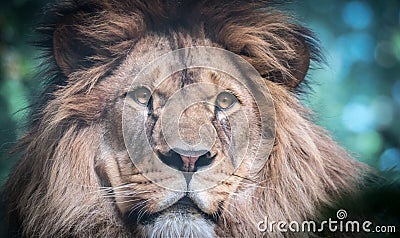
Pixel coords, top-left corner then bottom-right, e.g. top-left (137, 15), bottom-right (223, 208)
top-left (1, 0), bottom-right (50, 185)
top-left (292, 0), bottom-right (400, 174)
top-left (0, 0), bottom-right (399, 235)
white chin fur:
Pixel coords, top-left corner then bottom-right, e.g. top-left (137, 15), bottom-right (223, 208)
top-left (138, 209), bottom-right (216, 238)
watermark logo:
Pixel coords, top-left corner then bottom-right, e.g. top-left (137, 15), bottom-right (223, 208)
top-left (257, 209), bottom-right (396, 234)
top-left (336, 209), bottom-right (347, 220)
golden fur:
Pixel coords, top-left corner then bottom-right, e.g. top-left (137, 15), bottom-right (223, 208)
top-left (4, 1), bottom-right (366, 237)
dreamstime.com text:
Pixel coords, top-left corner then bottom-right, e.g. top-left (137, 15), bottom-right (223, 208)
top-left (257, 209), bottom-right (396, 234)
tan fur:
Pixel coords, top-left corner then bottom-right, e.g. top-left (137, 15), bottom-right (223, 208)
top-left (4, 1), bottom-right (366, 237)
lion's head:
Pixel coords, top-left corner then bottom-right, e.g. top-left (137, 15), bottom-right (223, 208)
top-left (4, 1), bottom-right (366, 237)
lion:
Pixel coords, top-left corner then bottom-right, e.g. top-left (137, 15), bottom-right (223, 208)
top-left (3, 0), bottom-right (367, 237)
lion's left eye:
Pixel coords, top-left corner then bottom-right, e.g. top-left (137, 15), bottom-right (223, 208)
top-left (129, 87), bottom-right (152, 106)
top-left (215, 91), bottom-right (238, 110)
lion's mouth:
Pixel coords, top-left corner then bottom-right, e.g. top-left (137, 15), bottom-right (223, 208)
top-left (131, 196), bottom-right (218, 225)
top-left (121, 150), bottom-right (220, 226)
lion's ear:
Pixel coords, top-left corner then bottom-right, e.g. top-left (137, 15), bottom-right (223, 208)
top-left (286, 39), bottom-right (311, 88)
top-left (52, 15), bottom-right (96, 76)
top-left (212, 12), bottom-right (319, 90)
top-left (261, 36), bottom-right (314, 89)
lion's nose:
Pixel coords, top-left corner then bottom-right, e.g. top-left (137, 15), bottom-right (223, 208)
top-left (180, 155), bottom-right (199, 172)
top-left (159, 149), bottom-right (215, 172)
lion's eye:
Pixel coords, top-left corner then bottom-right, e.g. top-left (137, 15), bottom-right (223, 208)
top-left (129, 87), bottom-right (152, 106)
top-left (216, 91), bottom-right (237, 110)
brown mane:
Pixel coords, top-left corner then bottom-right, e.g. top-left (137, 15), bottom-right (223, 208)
top-left (4, 1), bottom-right (366, 237)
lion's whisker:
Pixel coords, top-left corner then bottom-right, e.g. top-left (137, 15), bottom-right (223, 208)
top-left (234, 180), bottom-right (273, 190)
top-left (131, 199), bottom-right (153, 223)
top-left (218, 201), bottom-right (239, 221)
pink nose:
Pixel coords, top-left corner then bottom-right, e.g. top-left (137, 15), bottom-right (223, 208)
top-left (180, 156), bottom-right (200, 172)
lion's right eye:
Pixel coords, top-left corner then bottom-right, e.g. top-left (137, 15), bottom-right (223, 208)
top-left (128, 87), bottom-right (152, 106)
top-left (215, 91), bottom-right (238, 110)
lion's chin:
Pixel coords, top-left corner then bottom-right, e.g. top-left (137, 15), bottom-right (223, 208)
top-left (134, 205), bottom-right (217, 238)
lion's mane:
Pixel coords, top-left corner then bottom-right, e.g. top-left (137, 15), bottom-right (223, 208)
top-left (4, 1), bottom-right (366, 237)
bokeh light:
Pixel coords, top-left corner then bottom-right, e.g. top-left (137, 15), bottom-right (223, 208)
top-left (354, 131), bottom-right (383, 158)
top-left (334, 33), bottom-right (375, 78)
top-left (379, 148), bottom-right (400, 171)
top-left (342, 1), bottom-right (373, 30)
top-left (342, 100), bottom-right (374, 133)
top-left (371, 96), bottom-right (394, 129)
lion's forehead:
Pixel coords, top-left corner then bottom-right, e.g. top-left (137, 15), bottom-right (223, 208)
top-left (111, 34), bottom-right (224, 88)
top-left (154, 70), bottom-right (221, 96)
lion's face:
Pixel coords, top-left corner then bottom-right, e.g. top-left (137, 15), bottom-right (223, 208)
top-left (95, 36), bottom-right (274, 236)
